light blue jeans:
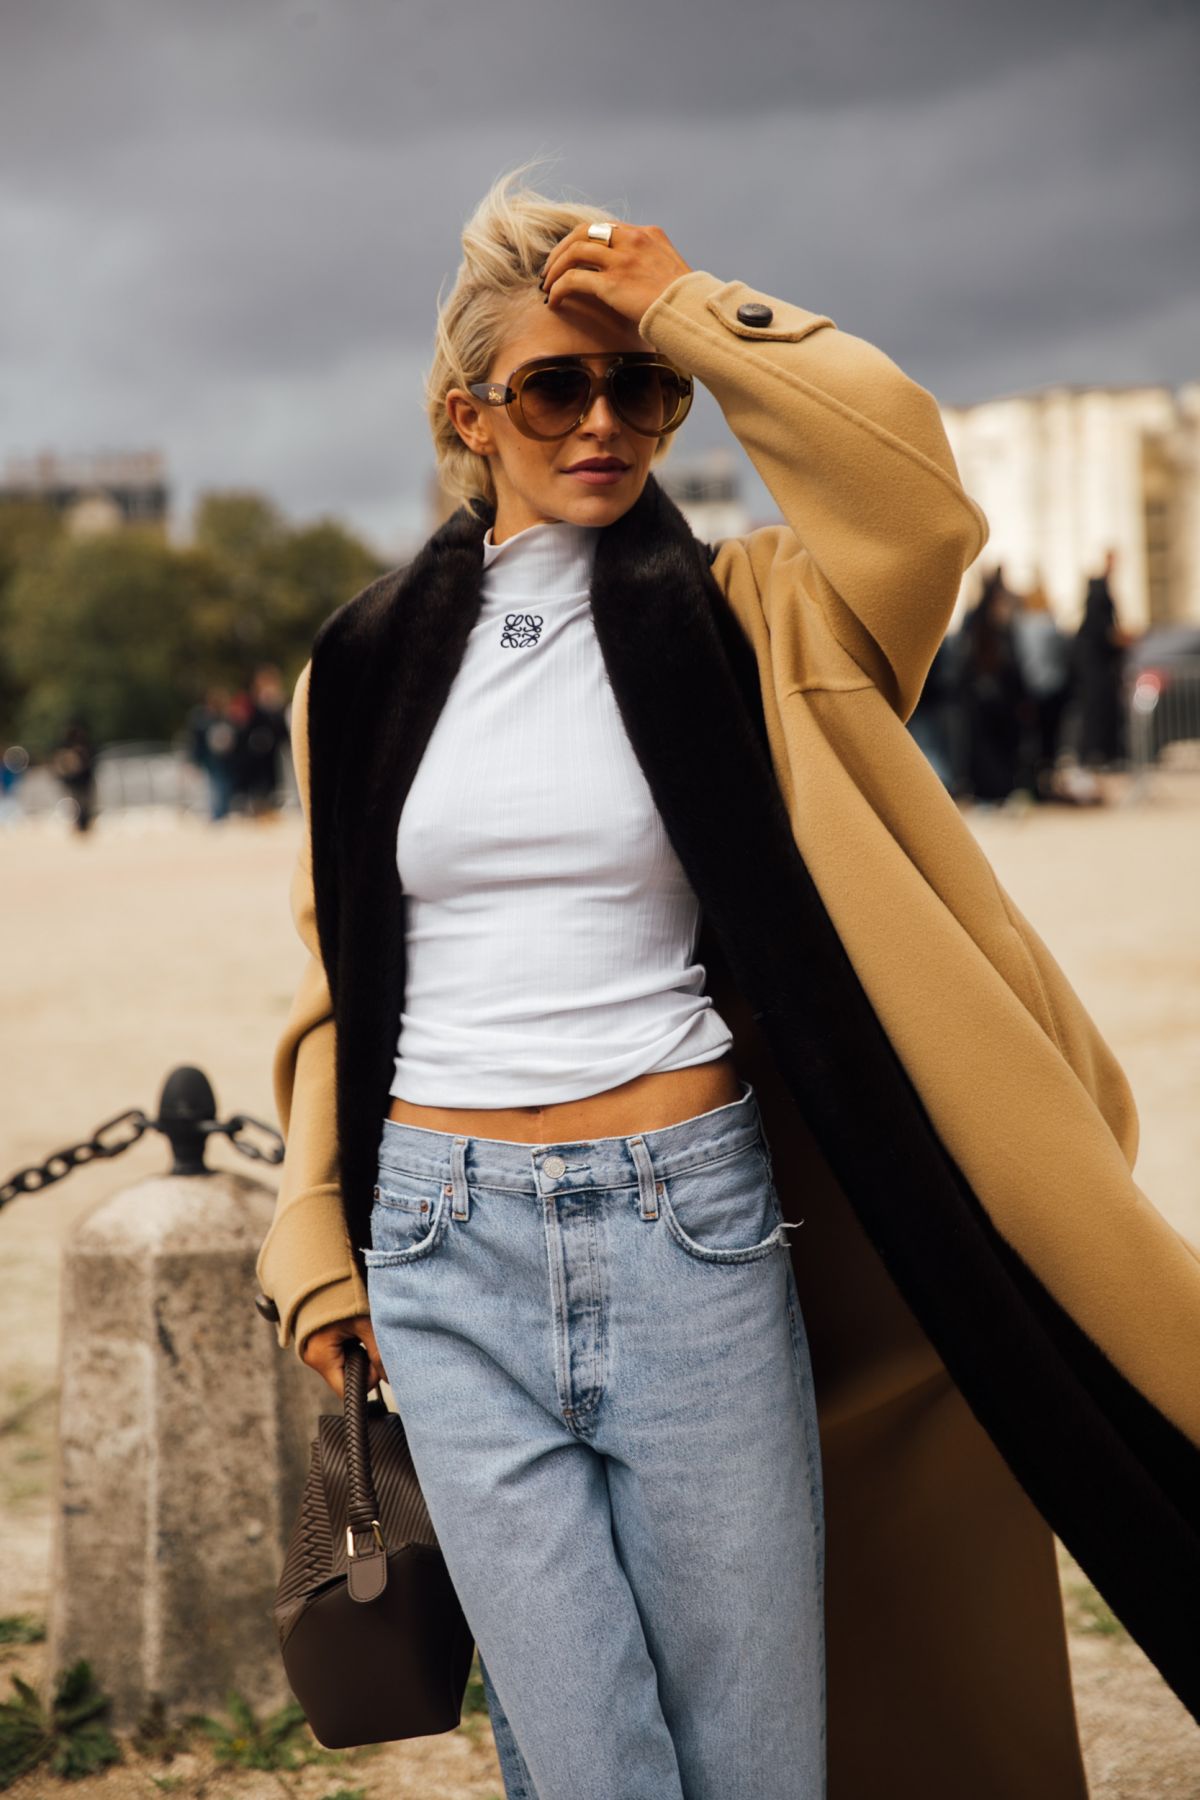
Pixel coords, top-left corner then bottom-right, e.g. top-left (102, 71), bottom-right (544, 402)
top-left (362, 1078), bottom-right (826, 1799)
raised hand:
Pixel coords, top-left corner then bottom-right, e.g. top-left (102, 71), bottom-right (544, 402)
top-left (540, 222), bottom-right (693, 327)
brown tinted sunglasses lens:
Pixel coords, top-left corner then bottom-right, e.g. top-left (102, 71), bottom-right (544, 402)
top-left (518, 366), bottom-right (593, 436)
top-left (610, 363), bottom-right (690, 433)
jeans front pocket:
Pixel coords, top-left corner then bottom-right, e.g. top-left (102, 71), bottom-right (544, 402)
top-left (657, 1136), bottom-right (786, 1265)
top-left (363, 1167), bottom-right (450, 1266)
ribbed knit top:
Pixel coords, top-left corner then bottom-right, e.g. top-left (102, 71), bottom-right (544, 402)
top-left (388, 515), bottom-right (732, 1105)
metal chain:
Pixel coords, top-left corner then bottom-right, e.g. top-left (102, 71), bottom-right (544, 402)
top-left (220, 1114), bottom-right (286, 1165)
top-left (0, 1107), bottom-right (283, 1209)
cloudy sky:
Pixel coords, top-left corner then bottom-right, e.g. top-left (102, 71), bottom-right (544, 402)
top-left (4, 0), bottom-right (1197, 556)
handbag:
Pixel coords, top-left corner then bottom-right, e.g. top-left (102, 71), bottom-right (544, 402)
top-left (272, 1337), bottom-right (476, 1748)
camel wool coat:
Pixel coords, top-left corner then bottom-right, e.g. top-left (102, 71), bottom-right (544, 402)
top-left (255, 269), bottom-right (1200, 1797)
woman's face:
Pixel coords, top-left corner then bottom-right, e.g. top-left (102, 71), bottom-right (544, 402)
top-left (446, 289), bottom-right (663, 544)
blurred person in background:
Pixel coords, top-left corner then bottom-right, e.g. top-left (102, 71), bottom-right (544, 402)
top-left (954, 566), bottom-right (1032, 806)
top-left (252, 662), bottom-right (291, 797)
top-left (231, 664), bottom-right (290, 819)
top-left (50, 717), bottom-right (97, 833)
top-left (1072, 548), bottom-right (1132, 770)
top-left (0, 745), bottom-right (29, 826)
top-left (186, 686), bottom-right (239, 822)
top-left (906, 628), bottom-right (959, 791)
top-left (1011, 571), bottom-right (1073, 802)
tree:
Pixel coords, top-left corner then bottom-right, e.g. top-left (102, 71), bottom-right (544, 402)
top-left (0, 499), bottom-right (65, 744)
top-left (192, 492), bottom-right (286, 565)
top-left (255, 519), bottom-right (385, 679)
top-left (190, 491), bottom-right (385, 686)
top-left (1, 488), bottom-right (388, 754)
top-left (6, 529), bottom-right (233, 753)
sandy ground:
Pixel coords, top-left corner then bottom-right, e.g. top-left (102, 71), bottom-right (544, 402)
top-left (1, 767), bottom-right (1198, 1795)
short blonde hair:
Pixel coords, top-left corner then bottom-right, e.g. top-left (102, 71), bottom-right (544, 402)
top-left (425, 158), bottom-right (675, 512)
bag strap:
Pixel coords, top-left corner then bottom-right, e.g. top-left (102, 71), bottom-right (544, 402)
top-left (343, 1339), bottom-right (388, 1601)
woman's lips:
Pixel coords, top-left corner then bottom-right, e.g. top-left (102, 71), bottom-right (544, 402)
top-left (565, 465), bottom-right (629, 486)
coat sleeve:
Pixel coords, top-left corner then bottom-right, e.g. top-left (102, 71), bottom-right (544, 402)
top-left (638, 270), bottom-right (990, 724)
top-left (254, 658), bottom-right (370, 1359)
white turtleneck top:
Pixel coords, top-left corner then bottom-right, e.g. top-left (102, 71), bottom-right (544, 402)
top-left (388, 515), bottom-right (733, 1106)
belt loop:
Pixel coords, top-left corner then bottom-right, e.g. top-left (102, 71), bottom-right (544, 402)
top-left (627, 1135), bottom-right (660, 1221)
top-left (449, 1136), bottom-right (469, 1221)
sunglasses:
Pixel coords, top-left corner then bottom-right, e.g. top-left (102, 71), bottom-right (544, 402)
top-left (468, 352), bottom-right (694, 441)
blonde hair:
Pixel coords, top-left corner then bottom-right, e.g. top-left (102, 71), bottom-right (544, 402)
top-left (425, 158), bottom-right (676, 512)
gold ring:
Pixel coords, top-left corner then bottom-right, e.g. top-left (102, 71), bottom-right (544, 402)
top-left (586, 222), bottom-right (616, 248)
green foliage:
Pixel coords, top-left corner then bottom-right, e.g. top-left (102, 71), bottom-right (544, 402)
top-left (187, 1689), bottom-right (316, 1771)
top-left (0, 1658), bottom-right (121, 1788)
top-left (0, 500), bottom-right (65, 747)
top-left (450, 1648), bottom-right (495, 1751)
top-left (0, 1616), bottom-right (45, 1648)
top-left (0, 489), bottom-right (386, 754)
top-left (193, 492), bottom-right (286, 566)
top-left (0, 500), bottom-right (64, 589)
top-left (187, 491), bottom-right (382, 697)
top-left (461, 1652), bottom-right (490, 1717)
top-left (129, 1692), bottom-right (193, 1761)
top-left (1065, 1577), bottom-right (1130, 1640)
top-left (5, 529), bottom-right (229, 754)
top-left (254, 521), bottom-right (384, 676)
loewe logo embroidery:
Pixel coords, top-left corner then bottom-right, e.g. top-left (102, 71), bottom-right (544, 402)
top-left (500, 612), bottom-right (544, 648)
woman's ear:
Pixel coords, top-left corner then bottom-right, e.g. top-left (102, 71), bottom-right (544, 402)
top-left (445, 388), bottom-right (494, 458)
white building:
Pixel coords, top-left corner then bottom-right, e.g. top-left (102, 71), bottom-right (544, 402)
top-left (653, 446), bottom-right (751, 542)
top-left (941, 382), bottom-right (1200, 633)
top-left (0, 449), bottom-right (169, 534)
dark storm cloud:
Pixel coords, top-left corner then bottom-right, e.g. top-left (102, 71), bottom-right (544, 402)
top-left (3, 0), bottom-right (1197, 550)
top-left (5, 0), bottom-right (1187, 154)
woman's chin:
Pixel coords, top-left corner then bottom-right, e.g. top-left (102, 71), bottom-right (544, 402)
top-left (552, 477), bottom-right (647, 525)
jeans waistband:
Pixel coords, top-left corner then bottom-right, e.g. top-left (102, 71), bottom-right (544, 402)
top-left (376, 1077), bottom-right (763, 1194)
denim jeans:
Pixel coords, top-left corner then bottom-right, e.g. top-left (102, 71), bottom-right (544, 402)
top-left (362, 1078), bottom-right (826, 1799)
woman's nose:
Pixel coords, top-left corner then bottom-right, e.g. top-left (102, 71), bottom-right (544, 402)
top-left (581, 390), bottom-right (620, 434)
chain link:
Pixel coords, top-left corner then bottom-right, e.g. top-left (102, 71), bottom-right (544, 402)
top-left (221, 1114), bottom-right (286, 1165)
top-left (0, 1106), bottom-right (283, 1209)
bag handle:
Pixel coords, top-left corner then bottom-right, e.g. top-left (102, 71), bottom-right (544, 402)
top-left (342, 1339), bottom-right (388, 1598)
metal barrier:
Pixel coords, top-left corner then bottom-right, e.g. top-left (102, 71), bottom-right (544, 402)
top-left (3, 743), bottom-right (300, 821)
top-left (1127, 655), bottom-right (1200, 775)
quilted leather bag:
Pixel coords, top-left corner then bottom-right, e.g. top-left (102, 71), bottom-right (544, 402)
top-left (273, 1339), bottom-right (476, 1747)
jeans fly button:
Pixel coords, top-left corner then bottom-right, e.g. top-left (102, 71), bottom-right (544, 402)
top-left (543, 1155), bottom-right (566, 1179)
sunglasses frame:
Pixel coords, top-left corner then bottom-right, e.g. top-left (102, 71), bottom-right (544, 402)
top-left (468, 352), bottom-right (694, 441)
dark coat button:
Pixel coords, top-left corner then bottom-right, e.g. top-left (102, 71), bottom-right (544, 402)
top-left (736, 302), bottom-right (774, 327)
top-left (255, 1291), bottom-right (281, 1323)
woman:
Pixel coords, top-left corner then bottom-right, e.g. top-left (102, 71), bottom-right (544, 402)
top-left (1011, 572), bottom-right (1074, 801)
top-left (905, 628), bottom-right (959, 792)
top-left (1072, 551), bottom-right (1130, 769)
top-left (956, 566), bottom-right (1031, 804)
top-left (257, 168), bottom-right (1200, 1798)
top-left (52, 716), bottom-right (98, 833)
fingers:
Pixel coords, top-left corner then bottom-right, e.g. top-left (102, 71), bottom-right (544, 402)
top-left (541, 221), bottom-right (634, 299)
top-left (541, 220), bottom-right (659, 287)
top-left (543, 265), bottom-right (607, 311)
top-left (357, 1320), bottom-right (389, 1390)
top-left (300, 1316), bottom-right (389, 1400)
top-left (540, 221), bottom-right (609, 292)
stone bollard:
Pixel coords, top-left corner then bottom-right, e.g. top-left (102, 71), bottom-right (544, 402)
top-left (45, 1068), bottom-right (338, 1730)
